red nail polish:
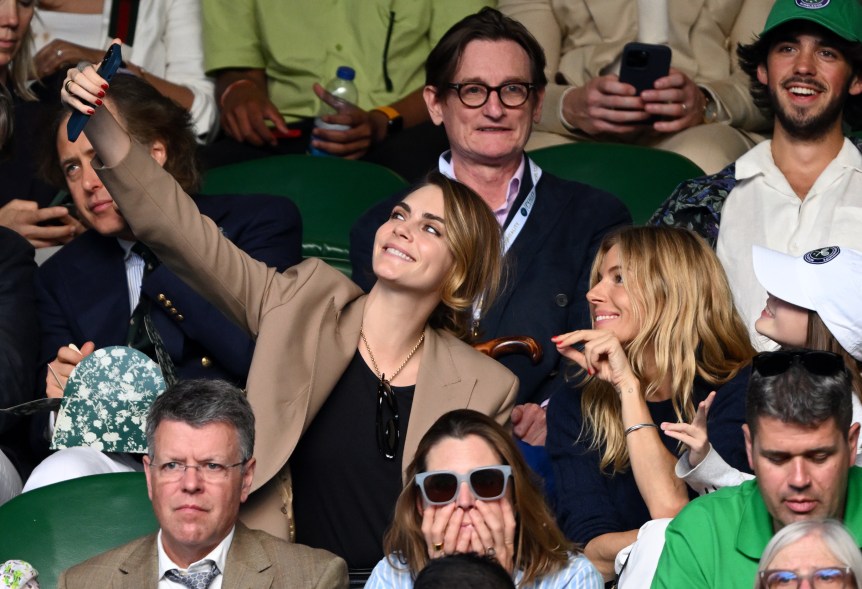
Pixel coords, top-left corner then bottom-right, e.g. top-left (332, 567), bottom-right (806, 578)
top-left (87, 109), bottom-right (95, 115)
top-left (97, 90), bottom-right (106, 98)
top-left (95, 99), bottom-right (103, 106)
top-left (101, 84), bottom-right (109, 90)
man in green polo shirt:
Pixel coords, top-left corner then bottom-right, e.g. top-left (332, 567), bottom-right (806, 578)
top-left (652, 349), bottom-right (862, 588)
top-left (201, 0), bottom-right (492, 181)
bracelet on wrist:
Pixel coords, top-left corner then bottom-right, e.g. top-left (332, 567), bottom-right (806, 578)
top-left (219, 79), bottom-right (256, 109)
top-left (624, 423), bottom-right (659, 437)
top-left (370, 105), bottom-right (403, 139)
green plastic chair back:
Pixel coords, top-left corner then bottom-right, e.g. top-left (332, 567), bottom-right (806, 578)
top-left (528, 143), bottom-right (705, 224)
top-left (0, 472), bottom-right (157, 587)
top-left (202, 155), bottom-right (410, 275)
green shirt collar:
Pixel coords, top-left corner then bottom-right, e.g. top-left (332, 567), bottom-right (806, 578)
top-left (737, 466), bottom-right (862, 559)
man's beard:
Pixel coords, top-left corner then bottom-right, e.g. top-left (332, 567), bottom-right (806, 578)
top-left (768, 76), bottom-right (849, 141)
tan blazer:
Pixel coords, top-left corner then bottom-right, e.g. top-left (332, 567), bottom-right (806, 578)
top-left (99, 143), bottom-right (519, 539)
top-left (57, 522), bottom-right (348, 588)
top-left (499, 0), bottom-right (773, 135)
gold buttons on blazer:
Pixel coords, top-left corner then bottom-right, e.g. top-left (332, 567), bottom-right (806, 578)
top-left (201, 357), bottom-right (212, 367)
top-left (156, 293), bottom-right (184, 320)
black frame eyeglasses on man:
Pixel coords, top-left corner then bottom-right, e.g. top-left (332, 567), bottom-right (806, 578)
top-left (446, 82), bottom-right (535, 108)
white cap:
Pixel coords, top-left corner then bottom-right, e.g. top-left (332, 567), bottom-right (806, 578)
top-left (752, 245), bottom-right (862, 361)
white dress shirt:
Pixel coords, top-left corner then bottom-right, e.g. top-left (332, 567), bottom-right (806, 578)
top-left (717, 138), bottom-right (862, 349)
top-left (157, 526), bottom-right (235, 589)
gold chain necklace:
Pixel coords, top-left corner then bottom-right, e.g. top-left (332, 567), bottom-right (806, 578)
top-left (359, 326), bottom-right (425, 382)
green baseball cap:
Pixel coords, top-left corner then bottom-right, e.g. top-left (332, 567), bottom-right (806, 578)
top-left (762, 0), bottom-right (862, 43)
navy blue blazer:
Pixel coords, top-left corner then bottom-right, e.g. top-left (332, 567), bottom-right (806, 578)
top-left (349, 162), bottom-right (631, 405)
top-left (35, 192), bottom-right (302, 386)
top-left (0, 228), bottom-right (38, 418)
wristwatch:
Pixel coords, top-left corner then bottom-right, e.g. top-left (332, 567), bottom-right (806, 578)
top-left (371, 105), bottom-right (404, 137)
top-left (702, 90), bottom-right (719, 124)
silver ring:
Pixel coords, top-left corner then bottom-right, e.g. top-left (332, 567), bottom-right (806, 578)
top-left (57, 48), bottom-right (63, 58)
top-left (681, 102), bottom-right (688, 113)
top-left (64, 79), bottom-right (73, 94)
top-left (486, 546), bottom-right (496, 557)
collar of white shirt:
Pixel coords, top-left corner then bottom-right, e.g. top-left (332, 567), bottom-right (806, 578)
top-left (157, 526), bottom-right (235, 588)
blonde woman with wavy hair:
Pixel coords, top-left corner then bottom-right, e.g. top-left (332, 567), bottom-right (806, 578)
top-left (547, 226), bottom-right (754, 582)
top-left (368, 409), bottom-right (603, 588)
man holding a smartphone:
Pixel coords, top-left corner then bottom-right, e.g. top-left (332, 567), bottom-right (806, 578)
top-left (499, 0), bottom-right (774, 174)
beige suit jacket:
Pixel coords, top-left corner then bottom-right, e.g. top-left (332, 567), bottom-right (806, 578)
top-left (57, 522), bottom-right (348, 588)
top-left (499, 0), bottom-right (773, 135)
top-left (98, 143), bottom-right (519, 539)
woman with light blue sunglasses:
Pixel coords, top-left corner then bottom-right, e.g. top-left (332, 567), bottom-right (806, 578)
top-left (367, 409), bottom-right (603, 589)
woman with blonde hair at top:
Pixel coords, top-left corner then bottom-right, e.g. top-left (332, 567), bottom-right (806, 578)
top-left (668, 244), bottom-right (862, 495)
top-left (755, 519), bottom-right (862, 589)
top-left (60, 49), bottom-right (518, 585)
top-left (367, 409), bottom-right (602, 589)
top-left (547, 226), bottom-right (755, 583)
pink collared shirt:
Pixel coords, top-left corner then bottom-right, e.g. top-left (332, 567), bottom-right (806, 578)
top-left (437, 151), bottom-right (526, 227)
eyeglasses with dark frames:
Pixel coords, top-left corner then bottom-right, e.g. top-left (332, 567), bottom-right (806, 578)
top-left (759, 566), bottom-right (853, 588)
top-left (376, 377), bottom-right (400, 461)
top-left (446, 82), bottom-right (535, 108)
top-left (415, 465), bottom-right (512, 505)
top-left (149, 460), bottom-right (247, 483)
top-left (752, 350), bottom-right (846, 378)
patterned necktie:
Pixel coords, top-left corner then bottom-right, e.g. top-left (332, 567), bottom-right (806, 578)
top-left (164, 560), bottom-right (221, 589)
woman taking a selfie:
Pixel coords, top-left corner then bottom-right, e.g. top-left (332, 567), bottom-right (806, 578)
top-left (61, 53), bottom-right (518, 582)
top-left (547, 226), bottom-right (754, 581)
top-left (368, 409), bottom-right (603, 588)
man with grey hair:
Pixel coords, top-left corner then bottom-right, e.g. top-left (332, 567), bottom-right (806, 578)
top-left (652, 350), bottom-right (862, 588)
top-left (58, 379), bottom-right (348, 588)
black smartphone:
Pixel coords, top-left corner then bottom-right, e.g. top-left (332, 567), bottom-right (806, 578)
top-left (66, 43), bottom-right (123, 142)
top-left (41, 191), bottom-right (78, 226)
top-left (618, 42), bottom-right (672, 95)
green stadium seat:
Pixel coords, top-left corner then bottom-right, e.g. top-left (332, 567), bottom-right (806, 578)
top-left (202, 156), bottom-right (409, 275)
top-left (528, 143), bottom-right (705, 224)
top-left (0, 472), bottom-right (157, 587)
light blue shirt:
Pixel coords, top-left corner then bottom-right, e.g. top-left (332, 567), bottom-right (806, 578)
top-left (365, 552), bottom-right (604, 589)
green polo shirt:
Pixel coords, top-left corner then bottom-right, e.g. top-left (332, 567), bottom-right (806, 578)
top-left (203, 0), bottom-right (493, 122)
top-left (652, 467), bottom-right (862, 588)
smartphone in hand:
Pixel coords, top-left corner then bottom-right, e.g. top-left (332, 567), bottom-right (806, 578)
top-left (67, 43), bottom-right (123, 142)
top-left (618, 42), bottom-right (672, 95)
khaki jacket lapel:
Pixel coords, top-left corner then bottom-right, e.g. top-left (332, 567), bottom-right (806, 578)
top-left (115, 535), bottom-right (159, 588)
top-left (222, 524), bottom-right (274, 588)
top-left (668, 0), bottom-right (706, 71)
top-left (401, 329), bottom-right (475, 477)
top-left (582, 0), bottom-right (637, 62)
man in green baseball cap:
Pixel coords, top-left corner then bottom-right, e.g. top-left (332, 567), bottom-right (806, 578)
top-left (652, 0), bottom-right (862, 353)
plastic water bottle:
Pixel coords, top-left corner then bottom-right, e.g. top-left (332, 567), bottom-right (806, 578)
top-left (309, 66), bottom-right (358, 156)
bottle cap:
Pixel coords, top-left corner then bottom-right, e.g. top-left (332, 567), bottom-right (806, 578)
top-left (336, 66), bottom-right (356, 81)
